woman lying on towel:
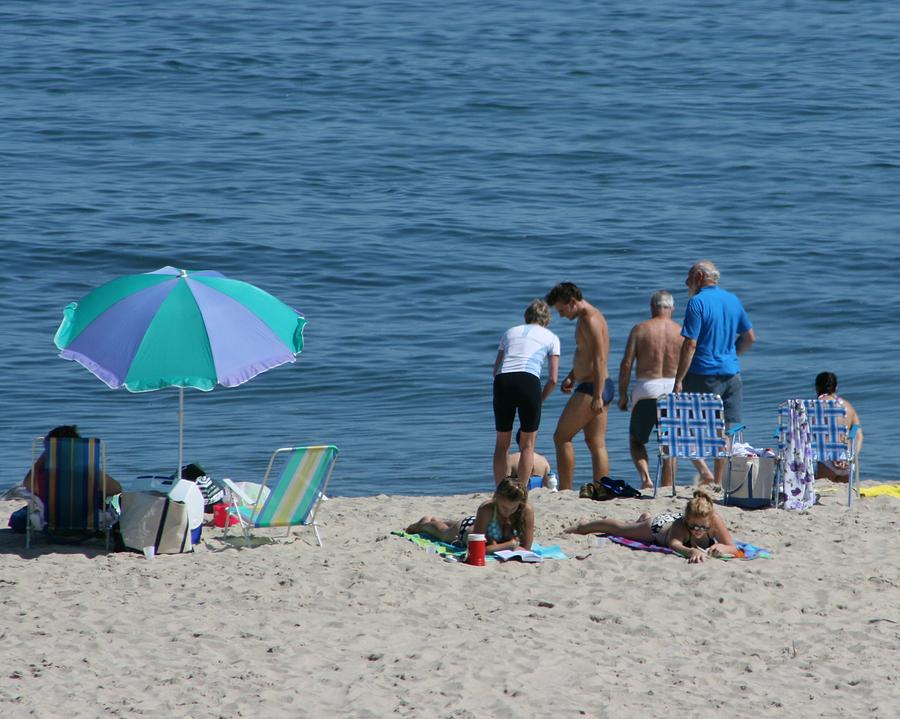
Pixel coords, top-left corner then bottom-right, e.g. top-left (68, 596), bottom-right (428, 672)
top-left (564, 489), bottom-right (737, 564)
top-left (406, 478), bottom-right (534, 554)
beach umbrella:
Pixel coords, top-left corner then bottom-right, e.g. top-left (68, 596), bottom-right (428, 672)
top-left (53, 266), bottom-right (307, 477)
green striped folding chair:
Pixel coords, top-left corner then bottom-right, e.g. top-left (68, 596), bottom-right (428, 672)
top-left (28, 436), bottom-right (109, 549)
top-left (225, 445), bottom-right (339, 546)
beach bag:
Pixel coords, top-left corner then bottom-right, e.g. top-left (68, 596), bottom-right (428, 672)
top-left (118, 491), bottom-right (193, 554)
top-left (579, 477), bottom-right (642, 501)
top-left (724, 457), bottom-right (776, 509)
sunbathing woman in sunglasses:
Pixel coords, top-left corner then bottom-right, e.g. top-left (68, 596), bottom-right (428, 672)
top-left (564, 488), bottom-right (737, 563)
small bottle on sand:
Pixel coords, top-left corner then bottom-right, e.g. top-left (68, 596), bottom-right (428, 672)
top-left (547, 473), bottom-right (558, 492)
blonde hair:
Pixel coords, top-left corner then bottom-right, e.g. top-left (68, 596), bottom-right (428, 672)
top-left (684, 488), bottom-right (714, 521)
top-left (524, 298), bottom-right (551, 327)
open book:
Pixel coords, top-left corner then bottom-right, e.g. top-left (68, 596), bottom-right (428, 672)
top-left (492, 548), bottom-right (543, 563)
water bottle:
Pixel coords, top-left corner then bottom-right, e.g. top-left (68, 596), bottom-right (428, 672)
top-left (547, 472), bottom-right (558, 492)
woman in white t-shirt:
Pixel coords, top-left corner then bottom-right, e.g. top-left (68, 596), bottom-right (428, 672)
top-left (492, 299), bottom-right (560, 487)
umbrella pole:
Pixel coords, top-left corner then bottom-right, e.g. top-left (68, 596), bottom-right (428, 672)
top-left (177, 386), bottom-right (184, 479)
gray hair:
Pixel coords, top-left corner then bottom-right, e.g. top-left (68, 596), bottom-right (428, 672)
top-left (524, 298), bottom-right (551, 326)
top-left (650, 290), bottom-right (674, 309)
top-left (690, 259), bottom-right (720, 284)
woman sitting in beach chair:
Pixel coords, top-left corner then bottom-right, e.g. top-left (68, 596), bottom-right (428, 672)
top-left (406, 478), bottom-right (535, 554)
top-left (22, 425), bottom-right (122, 497)
top-left (813, 371), bottom-right (863, 482)
top-left (564, 488), bottom-right (737, 563)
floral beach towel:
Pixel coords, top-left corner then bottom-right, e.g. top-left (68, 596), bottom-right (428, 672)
top-left (779, 400), bottom-right (817, 511)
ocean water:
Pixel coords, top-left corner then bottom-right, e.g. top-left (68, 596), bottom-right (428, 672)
top-left (2, 0), bottom-right (898, 496)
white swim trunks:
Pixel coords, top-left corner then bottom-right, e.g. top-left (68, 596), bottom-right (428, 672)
top-left (631, 377), bottom-right (675, 407)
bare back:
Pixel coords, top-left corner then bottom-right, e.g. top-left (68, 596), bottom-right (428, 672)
top-left (631, 317), bottom-right (682, 379)
top-left (507, 451), bottom-right (551, 479)
top-left (571, 303), bottom-right (609, 382)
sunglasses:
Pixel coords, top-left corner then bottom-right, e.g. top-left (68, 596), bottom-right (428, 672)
top-left (686, 522), bottom-right (710, 532)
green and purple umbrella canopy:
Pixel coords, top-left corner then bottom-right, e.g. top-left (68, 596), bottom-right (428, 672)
top-left (54, 266), bottom-right (307, 474)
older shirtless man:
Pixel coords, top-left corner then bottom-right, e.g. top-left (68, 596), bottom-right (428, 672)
top-left (545, 282), bottom-right (612, 491)
top-left (617, 290), bottom-right (682, 490)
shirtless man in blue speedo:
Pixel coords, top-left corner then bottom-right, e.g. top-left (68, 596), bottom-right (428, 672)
top-left (545, 282), bottom-right (613, 491)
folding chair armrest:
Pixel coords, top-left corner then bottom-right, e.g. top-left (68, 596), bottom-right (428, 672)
top-left (848, 424), bottom-right (861, 456)
top-left (726, 423), bottom-right (746, 438)
top-left (220, 477), bottom-right (256, 507)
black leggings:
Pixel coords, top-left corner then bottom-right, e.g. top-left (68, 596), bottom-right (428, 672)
top-left (493, 372), bottom-right (542, 432)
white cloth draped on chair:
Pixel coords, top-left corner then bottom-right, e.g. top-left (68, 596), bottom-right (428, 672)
top-left (778, 400), bottom-right (816, 511)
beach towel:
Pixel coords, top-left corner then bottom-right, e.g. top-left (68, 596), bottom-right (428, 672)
top-left (779, 400), bottom-right (817, 511)
top-left (607, 535), bottom-right (772, 560)
top-left (860, 484), bottom-right (900, 499)
top-left (391, 531), bottom-right (568, 560)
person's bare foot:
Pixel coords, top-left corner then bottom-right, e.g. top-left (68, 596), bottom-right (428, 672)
top-left (563, 518), bottom-right (593, 534)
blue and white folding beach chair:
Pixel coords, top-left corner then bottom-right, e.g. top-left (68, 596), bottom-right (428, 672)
top-left (777, 399), bottom-right (859, 507)
top-left (653, 393), bottom-right (743, 498)
top-left (28, 436), bottom-right (109, 549)
top-left (224, 445), bottom-right (339, 546)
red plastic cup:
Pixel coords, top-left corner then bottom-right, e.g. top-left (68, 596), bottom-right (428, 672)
top-left (466, 533), bottom-right (486, 566)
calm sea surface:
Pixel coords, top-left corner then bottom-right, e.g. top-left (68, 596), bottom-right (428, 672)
top-left (2, 0), bottom-right (898, 496)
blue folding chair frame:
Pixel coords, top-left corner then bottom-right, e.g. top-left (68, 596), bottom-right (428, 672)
top-left (653, 393), bottom-right (744, 498)
top-left (777, 399), bottom-right (860, 507)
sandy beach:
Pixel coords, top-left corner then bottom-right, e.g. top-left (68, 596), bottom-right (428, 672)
top-left (0, 480), bottom-right (897, 719)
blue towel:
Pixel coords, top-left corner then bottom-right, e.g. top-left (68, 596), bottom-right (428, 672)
top-left (392, 531), bottom-right (568, 560)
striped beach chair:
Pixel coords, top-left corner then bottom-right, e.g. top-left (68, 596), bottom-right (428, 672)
top-left (225, 445), bottom-right (339, 546)
top-left (777, 399), bottom-right (859, 507)
top-left (654, 393), bottom-right (743, 498)
top-left (28, 436), bottom-right (109, 549)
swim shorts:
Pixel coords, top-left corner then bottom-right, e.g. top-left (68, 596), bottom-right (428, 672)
top-left (493, 371), bottom-right (542, 432)
top-left (683, 372), bottom-right (743, 425)
top-left (629, 398), bottom-right (659, 445)
top-left (574, 378), bottom-right (615, 405)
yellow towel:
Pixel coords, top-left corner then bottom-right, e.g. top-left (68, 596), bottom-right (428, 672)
top-left (860, 484), bottom-right (900, 499)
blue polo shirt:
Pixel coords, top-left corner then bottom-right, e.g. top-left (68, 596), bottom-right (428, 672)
top-left (681, 285), bottom-right (752, 375)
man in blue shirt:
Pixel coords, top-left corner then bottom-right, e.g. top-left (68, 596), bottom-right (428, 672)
top-left (674, 260), bottom-right (755, 486)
